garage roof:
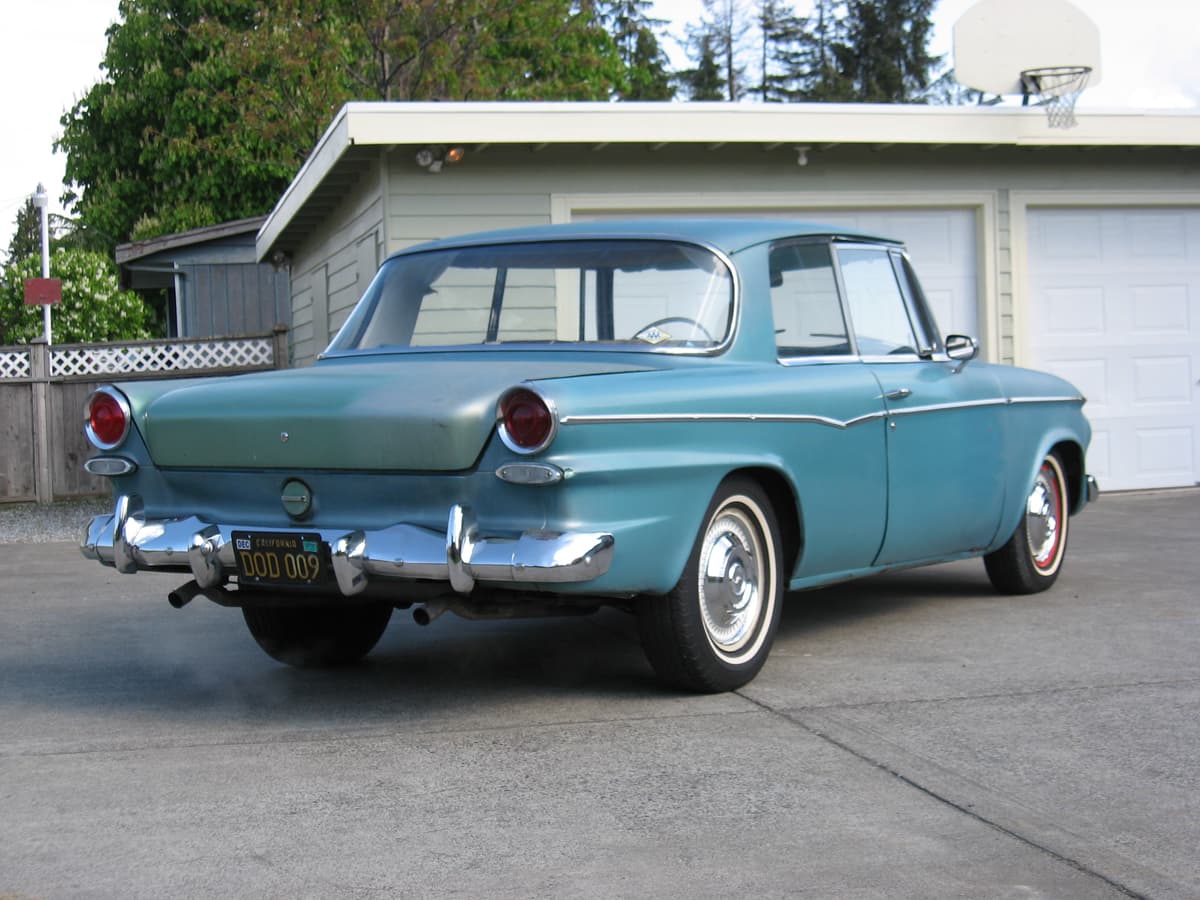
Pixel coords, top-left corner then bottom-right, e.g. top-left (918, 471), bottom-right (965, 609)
top-left (258, 101), bottom-right (1200, 260)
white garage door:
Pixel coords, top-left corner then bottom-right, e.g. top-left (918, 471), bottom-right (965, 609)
top-left (574, 208), bottom-right (979, 343)
top-left (1028, 208), bottom-right (1200, 491)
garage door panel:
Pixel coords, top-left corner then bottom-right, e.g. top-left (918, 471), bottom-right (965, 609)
top-left (1132, 284), bottom-right (1190, 331)
top-left (1029, 207), bottom-right (1200, 490)
top-left (1040, 215), bottom-right (1103, 259)
top-left (1132, 356), bottom-right (1193, 404)
top-left (1042, 285), bottom-right (1106, 335)
top-left (1128, 212), bottom-right (1191, 259)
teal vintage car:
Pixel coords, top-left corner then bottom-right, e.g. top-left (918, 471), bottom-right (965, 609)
top-left (81, 219), bottom-right (1097, 692)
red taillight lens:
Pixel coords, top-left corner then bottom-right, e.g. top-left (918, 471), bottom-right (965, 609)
top-left (498, 387), bottom-right (556, 454)
top-left (85, 388), bottom-right (130, 449)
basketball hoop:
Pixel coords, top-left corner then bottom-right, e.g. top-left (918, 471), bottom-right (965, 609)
top-left (1020, 66), bottom-right (1092, 128)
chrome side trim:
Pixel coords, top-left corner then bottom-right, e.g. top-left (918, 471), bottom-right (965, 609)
top-left (1008, 395), bottom-right (1086, 405)
top-left (81, 495), bottom-right (614, 596)
top-left (558, 411), bottom-right (887, 430)
top-left (886, 398), bottom-right (1008, 417)
top-left (560, 395), bottom-right (1087, 430)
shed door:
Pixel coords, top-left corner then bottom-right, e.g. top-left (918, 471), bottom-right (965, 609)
top-left (1027, 208), bottom-right (1200, 490)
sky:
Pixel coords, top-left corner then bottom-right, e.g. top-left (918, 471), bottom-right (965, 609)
top-left (2, 0), bottom-right (1197, 239)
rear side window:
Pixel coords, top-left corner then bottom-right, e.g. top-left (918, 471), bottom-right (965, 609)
top-left (769, 242), bottom-right (851, 357)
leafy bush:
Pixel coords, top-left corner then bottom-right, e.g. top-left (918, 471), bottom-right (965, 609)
top-left (0, 249), bottom-right (155, 344)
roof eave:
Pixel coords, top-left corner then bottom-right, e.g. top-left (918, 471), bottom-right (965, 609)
top-left (255, 101), bottom-right (1200, 261)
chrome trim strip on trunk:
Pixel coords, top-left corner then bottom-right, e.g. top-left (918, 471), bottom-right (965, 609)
top-left (81, 495), bottom-right (614, 596)
top-left (559, 395), bottom-right (1086, 430)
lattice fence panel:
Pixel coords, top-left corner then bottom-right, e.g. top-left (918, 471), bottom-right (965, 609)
top-left (0, 349), bottom-right (31, 380)
top-left (50, 337), bottom-right (275, 378)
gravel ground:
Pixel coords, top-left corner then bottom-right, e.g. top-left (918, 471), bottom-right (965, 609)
top-left (0, 497), bottom-right (113, 544)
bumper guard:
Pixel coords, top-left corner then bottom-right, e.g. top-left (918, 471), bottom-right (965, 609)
top-left (80, 494), bottom-right (614, 596)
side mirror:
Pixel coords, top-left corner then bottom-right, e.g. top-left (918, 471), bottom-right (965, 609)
top-left (945, 334), bottom-right (979, 363)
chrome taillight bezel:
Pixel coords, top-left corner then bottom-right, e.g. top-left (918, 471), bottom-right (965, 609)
top-left (84, 385), bottom-right (132, 450)
top-left (496, 386), bottom-right (558, 456)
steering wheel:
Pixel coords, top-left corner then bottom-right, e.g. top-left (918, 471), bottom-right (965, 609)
top-left (635, 316), bottom-right (716, 344)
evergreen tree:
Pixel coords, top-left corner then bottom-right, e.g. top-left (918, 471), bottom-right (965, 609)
top-left (794, 0), bottom-right (854, 101)
top-left (754, 0), bottom-right (806, 102)
top-left (5, 198), bottom-right (43, 266)
top-left (687, 0), bottom-right (748, 101)
top-left (601, 0), bottom-right (675, 99)
top-left (680, 33), bottom-right (726, 100)
top-left (834, 0), bottom-right (940, 102)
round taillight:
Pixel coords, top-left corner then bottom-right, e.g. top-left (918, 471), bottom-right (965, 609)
top-left (497, 387), bottom-right (556, 455)
top-left (85, 387), bottom-right (131, 450)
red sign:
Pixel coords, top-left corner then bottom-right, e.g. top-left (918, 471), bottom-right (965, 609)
top-left (24, 278), bottom-right (62, 306)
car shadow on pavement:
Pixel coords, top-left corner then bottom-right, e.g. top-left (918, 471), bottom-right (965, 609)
top-left (778, 559), bottom-right (997, 636)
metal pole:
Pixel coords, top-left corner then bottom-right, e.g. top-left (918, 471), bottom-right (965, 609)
top-left (32, 183), bottom-right (52, 345)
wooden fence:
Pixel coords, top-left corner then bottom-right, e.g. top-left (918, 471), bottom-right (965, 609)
top-left (0, 328), bottom-right (289, 504)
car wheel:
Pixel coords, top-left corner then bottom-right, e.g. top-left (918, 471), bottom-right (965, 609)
top-left (242, 603), bottom-right (393, 667)
top-left (637, 477), bottom-right (784, 693)
top-left (984, 452), bottom-right (1070, 594)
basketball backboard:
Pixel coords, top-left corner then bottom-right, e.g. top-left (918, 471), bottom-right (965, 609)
top-left (953, 0), bottom-right (1103, 96)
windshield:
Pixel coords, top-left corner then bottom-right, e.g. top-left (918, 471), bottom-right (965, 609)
top-left (326, 239), bottom-right (735, 353)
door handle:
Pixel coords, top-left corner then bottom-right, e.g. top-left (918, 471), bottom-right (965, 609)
top-left (884, 388), bottom-right (912, 400)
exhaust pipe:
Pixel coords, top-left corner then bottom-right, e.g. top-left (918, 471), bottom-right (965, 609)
top-left (412, 602), bottom-right (447, 626)
top-left (168, 580), bottom-right (206, 609)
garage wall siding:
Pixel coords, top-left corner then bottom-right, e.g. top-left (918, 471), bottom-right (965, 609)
top-left (288, 156), bottom-right (384, 365)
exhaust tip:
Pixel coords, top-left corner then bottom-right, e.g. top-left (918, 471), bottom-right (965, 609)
top-left (167, 580), bottom-right (204, 609)
top-left (412, 603), bottom-right (447, 626)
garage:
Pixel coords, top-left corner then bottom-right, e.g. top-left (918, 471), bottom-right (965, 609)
top-left (575, 206), bottom-right (980, 345)
top-left (1026, 207), bottom-right (1200, 491)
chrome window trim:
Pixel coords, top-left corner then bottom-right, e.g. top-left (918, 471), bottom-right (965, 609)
top-left (777, 354), bottom-right (863, 367)
top-left (323, 236), bottom-right (742, 360)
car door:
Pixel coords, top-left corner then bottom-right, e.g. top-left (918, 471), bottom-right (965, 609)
top-left (768, 240), bottom-right (890, 580)
top-left (834, 244), bottom-right (1006, 566)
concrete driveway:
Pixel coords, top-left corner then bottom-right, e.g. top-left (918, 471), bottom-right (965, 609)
top-left (1, 490), bottom-right (1196, 898)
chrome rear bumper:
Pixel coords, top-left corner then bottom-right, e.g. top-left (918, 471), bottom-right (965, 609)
top-left (81, 494), bottom-right (614, 596)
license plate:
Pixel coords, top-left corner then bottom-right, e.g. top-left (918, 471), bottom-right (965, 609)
top-left (232, 531), bottom-right (326, 587)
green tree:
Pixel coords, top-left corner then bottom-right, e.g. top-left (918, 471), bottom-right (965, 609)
top-left (679, 33), bottom-right (726, 100)
top-left (833, 0), bottom-right (940, 102)
top-left (691, 0), bottom-right (749, 101)
top-left (58, 0), bottom-right (627, 253)
top-left (57, 0), bottom-right (264, 253)
top-left (6, 198), bottom-right (43, 266)
top-left (754, 0), bottom-right (806, 102)
top-left (602, 0), bottom-right (675, 99)
top-left (0, 250), bottom-right (156, 344)
top-left (792, 0), bottom-right (854, 100)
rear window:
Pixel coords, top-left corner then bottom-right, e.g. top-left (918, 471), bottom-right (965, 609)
top-left (327, 240), bottom-right (734, 353)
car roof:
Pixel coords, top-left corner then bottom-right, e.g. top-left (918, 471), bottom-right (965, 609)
top-left (392, 218), bottom-right (899, 259)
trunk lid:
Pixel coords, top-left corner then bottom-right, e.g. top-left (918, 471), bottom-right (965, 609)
top-left (137, 355), bottom-right (651, 470)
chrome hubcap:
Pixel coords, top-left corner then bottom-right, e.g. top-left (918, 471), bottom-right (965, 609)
top-left (1026, 464), bottom-right (1061, 569)
top-left (699, 509), bottom-right (763, 654)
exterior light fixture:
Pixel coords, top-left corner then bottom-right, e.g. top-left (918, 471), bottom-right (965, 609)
top-left (415, 146), bottom-right (466, 174)
top-left (795, 146), bottom-right (810, 167)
